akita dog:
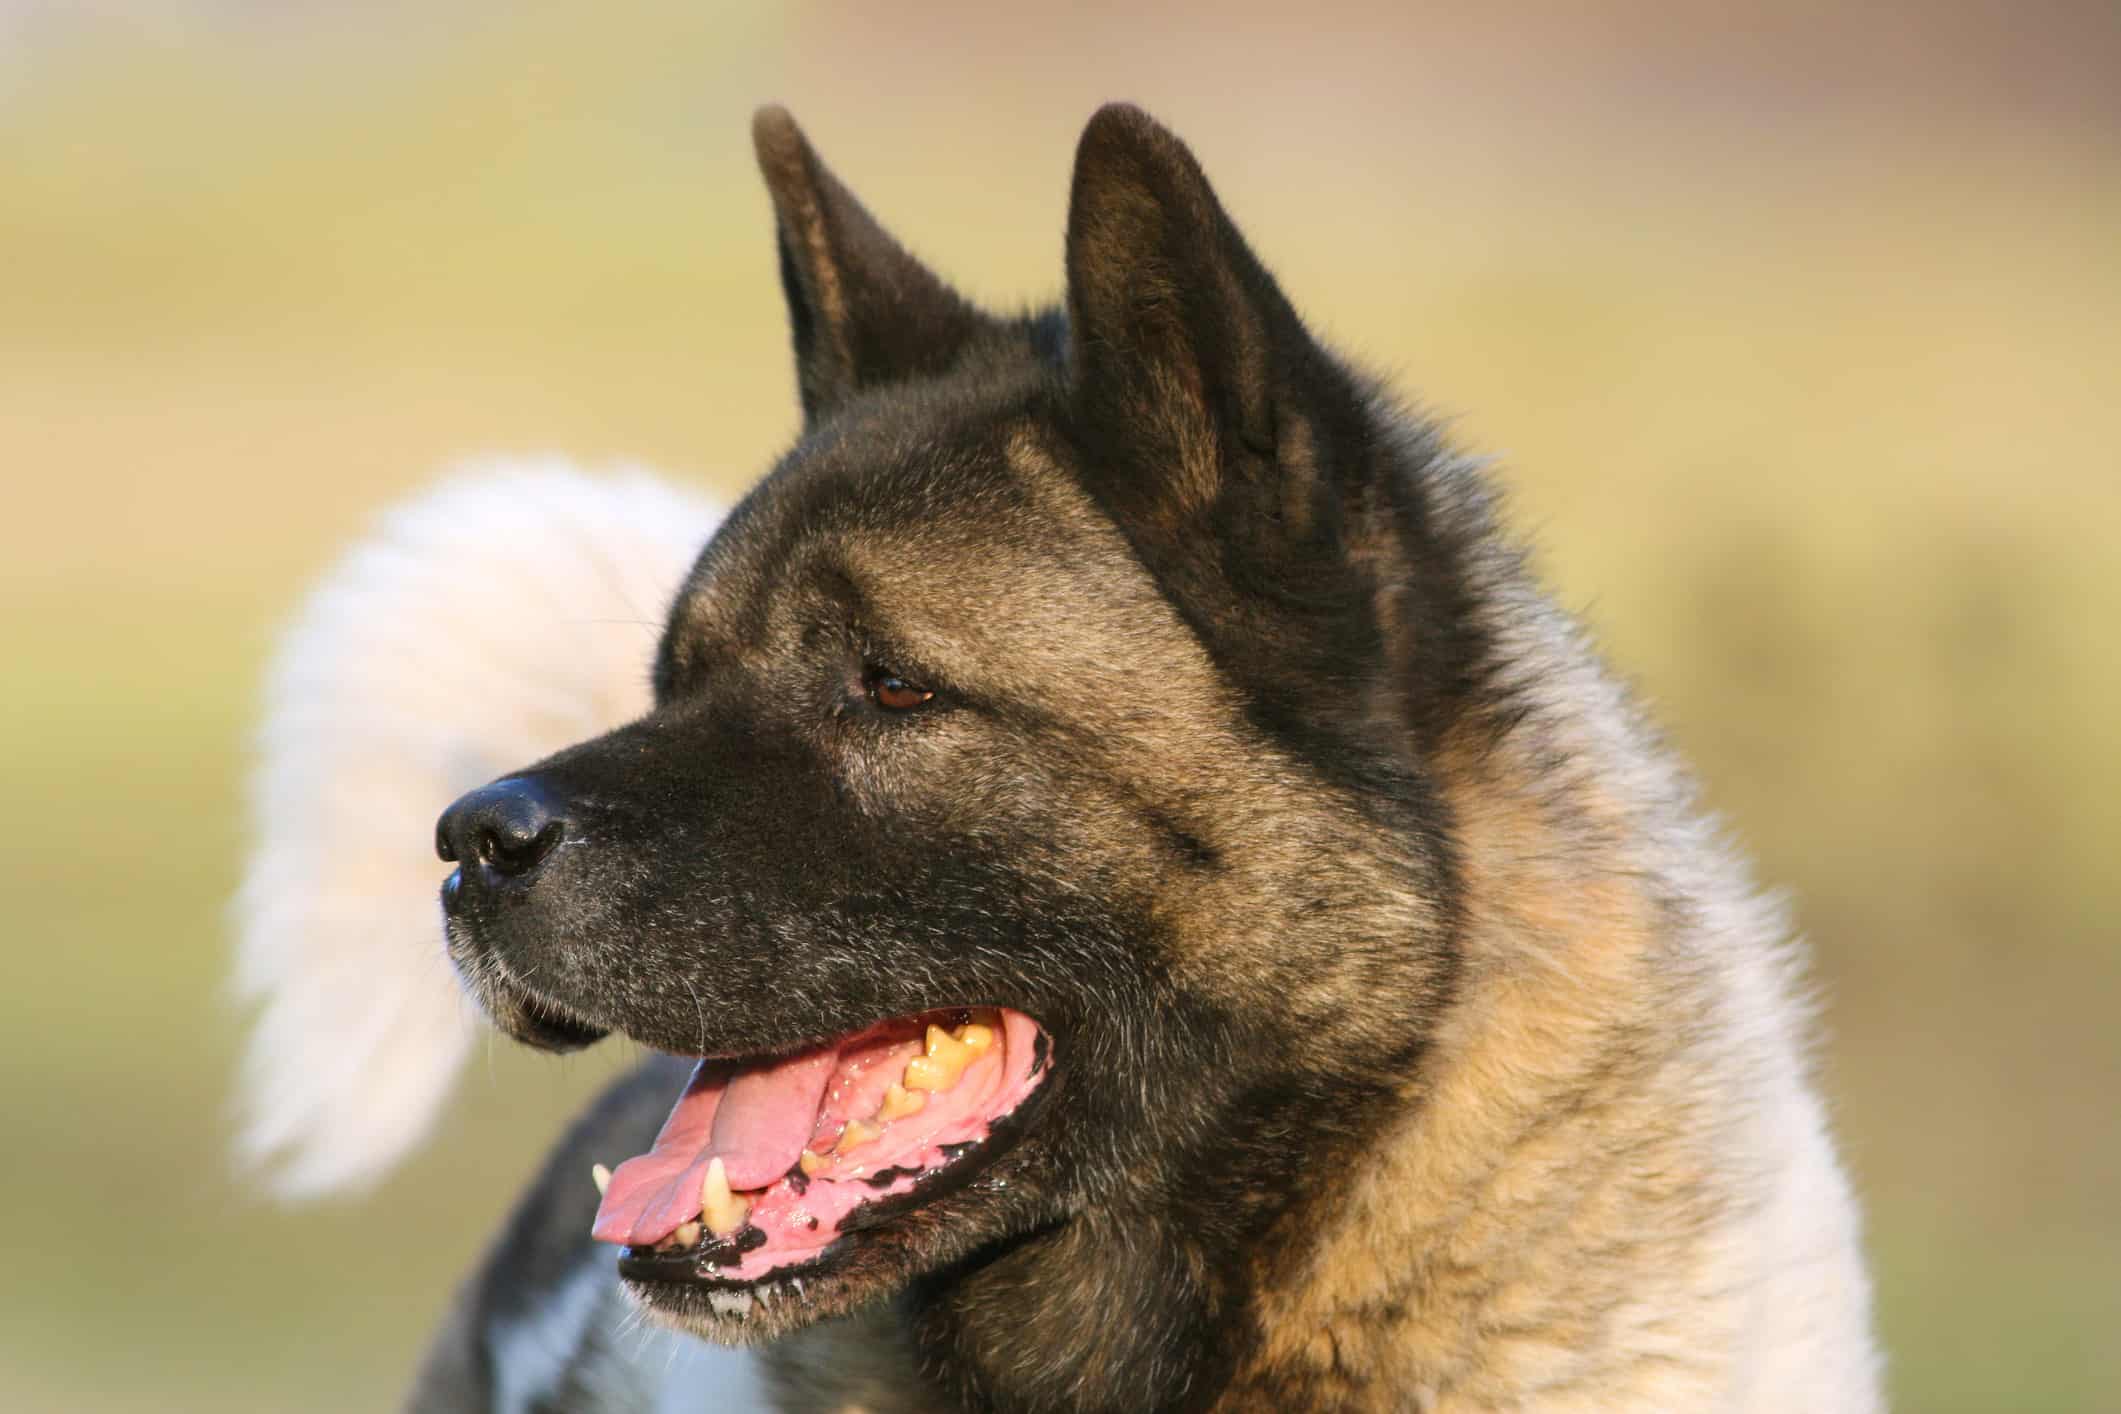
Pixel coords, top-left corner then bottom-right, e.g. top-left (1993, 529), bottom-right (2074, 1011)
top-left (236, 105), bottom-right (1880, 1411)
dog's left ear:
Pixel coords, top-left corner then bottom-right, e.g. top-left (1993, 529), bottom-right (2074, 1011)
top-left (1066, 107), bottom-right (1433, 744)
top-left (753, 106), bottom-right (992, 426)
top-left (1064, 103), bottom-right (1331, 533)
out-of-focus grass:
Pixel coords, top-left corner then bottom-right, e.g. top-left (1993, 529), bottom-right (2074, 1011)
top-left (2, 3), bottom-right (2116, 1409)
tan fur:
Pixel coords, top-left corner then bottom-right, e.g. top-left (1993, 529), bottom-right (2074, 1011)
top-left (1234, 606), bottom-right (1881, 1409)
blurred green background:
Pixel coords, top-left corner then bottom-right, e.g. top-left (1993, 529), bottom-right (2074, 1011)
top-left (3, 1), bottom-right (2116, 1408)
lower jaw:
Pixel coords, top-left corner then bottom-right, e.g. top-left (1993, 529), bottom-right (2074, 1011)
top-left (620, 1246), bottom-right (848, 1323)
top-left (617, 1257), bottom-right (859, 1338)
top-left (608, 1158), bottom-right (906, 1341)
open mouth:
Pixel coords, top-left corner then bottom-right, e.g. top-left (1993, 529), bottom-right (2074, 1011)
top-left (592, 1007), bottom-right (1050, 1309)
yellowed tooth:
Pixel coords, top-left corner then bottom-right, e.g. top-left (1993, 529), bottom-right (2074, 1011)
top-left (700, 1156), bottom-right (751, 1238)
top-left (925, 1024), bottom-right (974, 1066)
top-left (798, 1149), bottom-right (824, 1177)
top-left (904, 1053), bottom-right (963, 1092)
top-left (956, 1022), bottom-right (994, 1055)
top-left (879, 1081), bottom-right (926, 1121)
top-left (591, 1162), bottom-right (612, 1196)
top-left (836, 1118), bottom-right (882, 1153)
top-left (671, 1220), bottom-right (702, 1249)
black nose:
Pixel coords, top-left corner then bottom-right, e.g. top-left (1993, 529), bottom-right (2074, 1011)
top-left (436, 778), bottom-right (567, 881)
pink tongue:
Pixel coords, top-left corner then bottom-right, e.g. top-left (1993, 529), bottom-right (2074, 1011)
top-left (709, 1048), bottom-right (839, 1185)
top-left (590, 1044), bottom-right (838, 1246)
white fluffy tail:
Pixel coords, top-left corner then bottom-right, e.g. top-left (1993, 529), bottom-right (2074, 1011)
top-left (232, 462), bottom-right (724, 1199)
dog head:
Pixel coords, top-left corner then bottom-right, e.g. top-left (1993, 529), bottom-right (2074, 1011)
top-left (438, 105), bottom-right (1488, 1389)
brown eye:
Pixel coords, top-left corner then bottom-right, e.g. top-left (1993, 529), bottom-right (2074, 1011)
top-left (871, 674), bottom-right (933, 711)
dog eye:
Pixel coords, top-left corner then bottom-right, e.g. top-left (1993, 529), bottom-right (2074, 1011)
top-left (869, 673), bottom-right (934, 711)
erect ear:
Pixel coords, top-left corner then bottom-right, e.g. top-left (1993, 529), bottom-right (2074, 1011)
top-left (1063, 103), bottom-right (1326, 531)
top-left (1066, 108), bottom-right (1434, 749)
top-left (752, 106), bottom-right (992, 426)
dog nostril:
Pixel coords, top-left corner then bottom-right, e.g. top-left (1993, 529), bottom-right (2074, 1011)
top-left (476, 805), bottom-right (564, 878)
top-left (477, 820), bottom-right (561, 876)
top-left (436, 778), bottom-right (568, 880)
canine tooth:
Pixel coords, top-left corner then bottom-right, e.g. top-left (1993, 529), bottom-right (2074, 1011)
top-left (701, 1156), bottom-right (751, 1237)
top-left (904, 1054), bottom-right (964, 1092)
top-left (879, 1081), bottom-right (926, 1121)
top-left (591, 1163), bottom-right (612, 1196)
top-left (798, 1149), bottom-right (824, 1177)
top-left (671, 1220), bottom-right (702, 1249)
top-left (956, 1022), bottom-right (994, 1055)
top-left (837, 1118), bottom-right (882, 1153)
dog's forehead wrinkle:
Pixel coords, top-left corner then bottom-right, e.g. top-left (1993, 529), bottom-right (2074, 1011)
top-left (670, 436), bottom-right (1057, 676)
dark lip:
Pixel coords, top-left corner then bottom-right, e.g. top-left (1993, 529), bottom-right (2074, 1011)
top-left (614, 1026), bottom-right (1057, 1294)
top-left (618, 1234), bottom-right (851, 1290)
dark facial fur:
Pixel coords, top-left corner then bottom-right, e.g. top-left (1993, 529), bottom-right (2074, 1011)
top-left (440, 104), bottom-right (1511, 1412)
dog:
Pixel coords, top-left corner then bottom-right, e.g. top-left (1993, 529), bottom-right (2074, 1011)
top-left (236, 105), bottom-right (1881, 1411)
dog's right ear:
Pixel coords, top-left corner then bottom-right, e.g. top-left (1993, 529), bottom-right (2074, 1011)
top-left (752, 106), bottom-right (989, 426)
